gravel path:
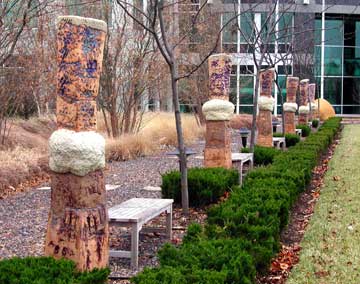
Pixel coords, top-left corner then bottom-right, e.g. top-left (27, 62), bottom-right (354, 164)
top-left (0, 133), bottom-right (243, 280)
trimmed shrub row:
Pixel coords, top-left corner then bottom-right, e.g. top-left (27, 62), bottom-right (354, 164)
top-left (241, 145), bottom-right (281, 166)
top-left (296, 124), bottom-right (311, 137)
top-left (0, 257), bottom-right (110, 284)
top-left (161, 167), bottom-right (239, 207)
top-left (312, 119), bottom-right (319, 128)
top-left (273, 133), bottom-right (301, 147)
top-left (133, 117), bottom-right (342, 284)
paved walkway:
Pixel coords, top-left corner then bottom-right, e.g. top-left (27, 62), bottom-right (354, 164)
top-left (287, 124), bottom-right (360, 283)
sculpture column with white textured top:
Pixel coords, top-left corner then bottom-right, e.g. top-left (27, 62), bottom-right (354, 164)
top-left (283, 77), bottom-right (299, 134)
top-left (299, 79), bottom-right (310, 125)
top-left (256, 69), bottom-right (275, 147)
top-left (44, 16), bottom-right (108, 271)
top-left (202, 54), bottom-right (234, 168)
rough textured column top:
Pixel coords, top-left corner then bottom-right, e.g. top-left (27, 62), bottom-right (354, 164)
top-left (309, 83), bottom-right (316, 103)
top-left (299, 79), bottom-right (309, 106)
top-left (208, 53), bottom-right (232, 100)
top-left (286, 77), bottom-right (299, 103)
top-left (259, 68), bottom-right (275, 98)
top-left (56, 16), bottom-right (107, 104)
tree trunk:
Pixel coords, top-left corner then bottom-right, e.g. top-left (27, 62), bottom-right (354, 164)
top-left (170, 66), bottom-right (189, 215)
top-left (110, 104), bottom-right (119, 138)
top-left (250, 71), bottom-right (260, 152)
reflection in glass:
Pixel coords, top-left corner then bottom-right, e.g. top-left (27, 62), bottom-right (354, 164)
top-left (239, 106), bottom-right (253, 114)
top-left (325, 19), bottom-right (343, 46)
top-left (324, 47), bottom-right (343, 76)
top-left (343, 78), bottom-right (360, 105)
top-left (239, 76), bottom-right (254, 105)
top-left (324, 78), bottom-right (342, 104)
top-left (344, 47), bottom-right (360, 77)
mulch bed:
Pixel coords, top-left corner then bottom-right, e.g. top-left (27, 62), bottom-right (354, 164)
top-left (257, 130), bottom-right (341, 284)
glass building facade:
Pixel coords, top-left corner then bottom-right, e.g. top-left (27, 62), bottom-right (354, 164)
top-left (315, 15), bottom-right (360, 114)
top-left (222, 9), bottom-right (360, 115)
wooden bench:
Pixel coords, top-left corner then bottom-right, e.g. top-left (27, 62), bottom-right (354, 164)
top-left (231, 153), bottom-right (254, 185)
top-left (273, 137), bottom-right (286, 150)
top-left (108, 198), bottom-right (173, 269)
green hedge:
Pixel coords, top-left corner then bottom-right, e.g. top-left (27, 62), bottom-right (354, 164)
top-left (133, 117), bottom-right (342, 284)
top-left (241, 145), bottom-right (280, 166)
top-left (161, 167), bottom-right (239, 207)
top-left (312, 119), bottom-right (319, 128)
top-left (0, 257), bottom-right (110, 284)
top-left (296, 124), bottom-right (311, 137)
top-left (273, 133), bottom-right (300, 147)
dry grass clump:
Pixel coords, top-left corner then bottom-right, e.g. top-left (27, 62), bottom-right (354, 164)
top-left (105, 112), bottom-right (204, 161)
top-left (0, 146), bottom-right (48, 195)
top-left (0, 116), bottom-right (54, 196)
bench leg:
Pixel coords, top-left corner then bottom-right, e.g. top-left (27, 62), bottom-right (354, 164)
top-left (131, 223), bottom-right (140, 270)
top-left (166, 206), bottom-right (173, 239)
top-left (239, 162), bottom-right (243, 185)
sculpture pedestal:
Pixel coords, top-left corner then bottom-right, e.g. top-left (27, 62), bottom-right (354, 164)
top-left (257, 110), bottom-right (273, 147)
top-left (204, 120), bottom-right (232, 169)
top-left (284, 112), bottom-right (296, 134)
top-left (45, 171), bottom-right (109, 271)
top-left (298, 113), bottom-right (308, 125)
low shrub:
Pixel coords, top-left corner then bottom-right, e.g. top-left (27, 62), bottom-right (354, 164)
top-left (161, 167), bottom-right (239, 207)
top-left (296, 124), bottom-right (311, 137)
top-left (0, 257), bottom-right (110, 284)
top-left (242, 145), bottom-right (280, 166)
top-left (273, 133), bottom-right (300, 148)
top-left (312, 119), bottom-right (319, 128)
top-left (133, 117), bottom-right (342, 284)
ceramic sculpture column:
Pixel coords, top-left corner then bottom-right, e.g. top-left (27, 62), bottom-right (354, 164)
top-left (256, 69), bottom-right (275, 147)
top-left (202, 54), bottom-right (234, 169)
top-left (308, 83), bottom-right (318, 120)
top-left (298, 79), bottom-right (310, 125)
top-left (44, 16), bottom-right (108, 271)
top-left (283, 77), bottom-right (299, 134)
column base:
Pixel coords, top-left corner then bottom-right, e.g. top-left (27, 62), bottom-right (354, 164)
top-left (204, 120), bottom-right (231, 169)
top-left (257, 109), bottom-right (273, 147)
top-left (284, 111), bottom-right (296, 134)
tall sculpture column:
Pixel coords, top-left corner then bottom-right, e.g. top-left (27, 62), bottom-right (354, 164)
top-left (256, 69), bottom-right (275, 147)
top-left (298, 79), bottom-right (310, 125)
top-left (283, 77), bottom-right (299, 134)
top-left (45, 16), bottom-right (108, 271)
top-left (202, 54), bottom-right (234, 169)
top-left (308, 83), bottom-right (318, 120)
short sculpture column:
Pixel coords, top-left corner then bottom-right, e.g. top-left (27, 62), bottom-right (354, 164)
top-left (283, 77), bottom-right (299, 134)
top-left (256, 69), bottom-right (275, 147)
top-left (298, 79), bottom-right (310, 125)
top-left (202, 54), bottom-right (234, 169)
top-left (308, 83), bottom-right (318, 120)
top-left (45, 16), bottom-right (108, 271)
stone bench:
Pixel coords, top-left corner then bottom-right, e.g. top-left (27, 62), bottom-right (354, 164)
top-left (273, 137), bottom-right (286, 150)
top-left (231, 153), bottom-right (254, 185)
top-left (108, 198), bottom-right (173, 269)
top-left (295, 128), bottom-right (302, 137)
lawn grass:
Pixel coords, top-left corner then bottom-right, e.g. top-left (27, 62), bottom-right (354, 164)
top-left (287, 124), bottom-right (360, 284)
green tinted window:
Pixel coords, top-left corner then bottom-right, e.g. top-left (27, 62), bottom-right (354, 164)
top-left (325, 19), bottom-right (343, 46)
top-left (324, 77), bottom-right (342, 104)
top-left (261, 12), bottom-right (275, 43)
top-left (222, 13), bottom-right (237, 44)
top-left (324, 47), bottom-right (343, 76)
top-left (315, 19), bottom-right (322, 46)
top-left (278, 13), bottom-right (293, 44)
top-left (240, 13), bottom-right (255, 43)
top-left (239, 75), bottom-right (254, 104)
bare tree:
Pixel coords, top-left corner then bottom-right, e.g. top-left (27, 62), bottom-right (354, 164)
top-left (114, 0), bottom-right (240, 214)
top-left (99, 6), bottom-right (164, 138)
